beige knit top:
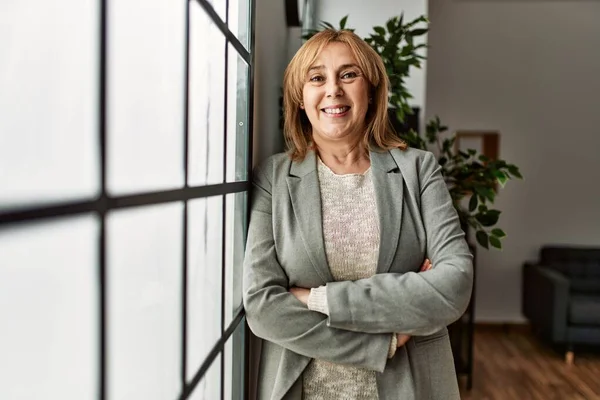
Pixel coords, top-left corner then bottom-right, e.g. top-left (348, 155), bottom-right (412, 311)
top-left (302, 158), bottom-right (394, 400)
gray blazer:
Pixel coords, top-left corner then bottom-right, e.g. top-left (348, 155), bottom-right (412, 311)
top-left (243, 147), bottom-right (473, 400)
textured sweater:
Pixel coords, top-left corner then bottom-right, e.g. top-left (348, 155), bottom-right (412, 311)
top-left (302, 158), bottom-right (393, 400)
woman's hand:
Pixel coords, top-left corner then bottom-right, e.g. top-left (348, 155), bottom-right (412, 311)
top-left (397, 258), bottom-right (433, 348)
top-left (289, 287), bottom-right (311, 305)
top-left (420, 258), bottom-right (433, 272)
top-left (396, 334), bottom-right (411, 348)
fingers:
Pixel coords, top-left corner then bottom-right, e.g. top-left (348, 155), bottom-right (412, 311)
top-left (396, 334), bottom-right (411, 348)
top-left (420, 258), bottom-right (433, 272)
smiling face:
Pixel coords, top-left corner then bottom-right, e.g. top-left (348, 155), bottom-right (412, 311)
top-left (301, 42), bottom-right (370, 147)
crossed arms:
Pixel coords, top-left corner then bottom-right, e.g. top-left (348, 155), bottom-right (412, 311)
top-left (243, 152), bottom-right (473, 372)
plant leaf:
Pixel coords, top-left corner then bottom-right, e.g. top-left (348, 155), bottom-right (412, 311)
top-left (491, 228), bottom-right (506, 238)
top-left (476, 230), bottom-right (489, 249)
top-left (373, 26), bottom-right (386, 36)
top-left (386, 18), bottom-right (396, 32)
top-left (476, 211), bottom-right (500, 227)
top-left (496, 172), bottom-right (508, 187)
top-left (508, 165), bottom-right (523, 179)
top-left (339, 15), bottom-right (348, 29)
top-left (469, 194), bottom-right (478, 212)
top-left (442, 138), bottom-right (455, 152)
top-left (411, 28), bottom-right (428, 36)
top-left (489, 236), bottom-right (502, 249)
top-left (475, 187), bottom-right (495, 202)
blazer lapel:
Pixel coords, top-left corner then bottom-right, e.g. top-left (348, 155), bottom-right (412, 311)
top-left (370, 149), bottom-right (404, 274)
top-left (286, 150), bottom-right (334, 283)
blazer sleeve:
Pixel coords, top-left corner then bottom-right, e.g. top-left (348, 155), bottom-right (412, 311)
top-left (242, 160), bottom-right (393, 373)
top-left (324, 151), bottom-right (474, 335)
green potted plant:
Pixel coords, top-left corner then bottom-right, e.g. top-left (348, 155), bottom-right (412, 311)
top-left (303, 15), bottom-right (522, 250)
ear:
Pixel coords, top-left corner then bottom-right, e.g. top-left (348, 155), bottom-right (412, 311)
top-left (299, 102), bottom-right (305, 109)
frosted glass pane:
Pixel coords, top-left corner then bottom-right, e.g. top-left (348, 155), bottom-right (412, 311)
top-left (226, 45), bottom-right (250, 183)
top-left (107, 203), bottom-right (183, 400)
top-left (0, 2), bottom-right (99, 210)
top-left (191, 355), bottom-right (221, 400)
top-left (188, 3), bottom-right (226, 186)
top-left (108, 0), bottom-right (186, 195)
top-left (0, 215), bottom-right (98, 399)
top-left (209, 0), bottom-right (226, 23)
top-left (187, 196), bottom-right (223, 380)
top-left (228, 0), bottom-right (250, 50)
top-left (224, 322), bottom-right (245, 400)
top-left (224, 192), bottom-right (247, 326)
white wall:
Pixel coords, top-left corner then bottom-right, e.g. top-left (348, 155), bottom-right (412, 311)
top-left (252, 0), bottom-right (288, 164)
top-left (314, 0), bottom-right (428, 112)
top-left (426, 0), bottom-right (600, 322)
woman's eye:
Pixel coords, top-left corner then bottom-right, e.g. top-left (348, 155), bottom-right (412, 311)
top-left (342, 71), bottom-right (358, 79)
top-left (309, 75), bottom-right (324, 82)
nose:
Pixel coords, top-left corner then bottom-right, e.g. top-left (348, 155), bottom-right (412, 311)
top-left (325, 78), bottom-right (343, 98)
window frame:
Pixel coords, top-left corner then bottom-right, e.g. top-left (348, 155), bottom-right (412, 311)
top-left (0, 0), bottom-right (255, 398)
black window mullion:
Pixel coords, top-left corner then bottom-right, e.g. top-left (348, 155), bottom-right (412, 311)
top-left (0, 182), bottom-right (250, 226)
top-left (222, 0), bottom-right (230, 187)
top-left (182, 0), bottom-right (192, 393)
top-left (98, 0), bottom-right (108, 398)
top-left (220, 195), bottom-right (227, 400)
top-left (246, 0), bottom-right (256, 188)
top-left (182, 202), bottom-right (189, 390)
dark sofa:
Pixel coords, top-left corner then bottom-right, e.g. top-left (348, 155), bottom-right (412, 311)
top-left (522, 246), bottom-right (600, 363)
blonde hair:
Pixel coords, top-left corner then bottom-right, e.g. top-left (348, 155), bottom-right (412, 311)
top-left (283, 29), bottom-right (407, 161)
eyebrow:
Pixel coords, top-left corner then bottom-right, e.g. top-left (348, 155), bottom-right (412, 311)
top-left (308, 63), bottom-right (360, 73)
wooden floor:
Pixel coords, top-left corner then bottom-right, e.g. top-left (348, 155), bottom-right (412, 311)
top-left (459, 325), bottom-right (600, 400)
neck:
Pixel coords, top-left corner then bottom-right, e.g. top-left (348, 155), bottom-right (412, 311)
top-left (314, 137), bottom-right (370, 174)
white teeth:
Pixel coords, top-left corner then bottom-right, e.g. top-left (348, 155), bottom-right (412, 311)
top-left (323, 107), bottom-right (349, 114)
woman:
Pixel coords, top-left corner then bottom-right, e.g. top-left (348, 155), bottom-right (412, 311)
top-left (243, 29), bottom-right (473, 400)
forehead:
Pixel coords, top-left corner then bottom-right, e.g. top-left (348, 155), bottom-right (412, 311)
top-left (310, 42), bottom-right (358, 68)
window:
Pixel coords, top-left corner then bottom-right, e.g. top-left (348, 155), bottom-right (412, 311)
top-left (0, 0), bottom-right (254, 399)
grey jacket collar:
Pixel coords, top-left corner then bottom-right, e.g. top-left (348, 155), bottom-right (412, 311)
top-left (289, 147), bottom-right (399, 177)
